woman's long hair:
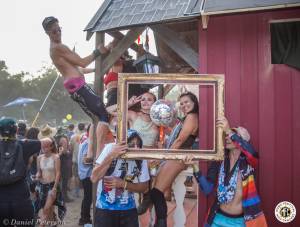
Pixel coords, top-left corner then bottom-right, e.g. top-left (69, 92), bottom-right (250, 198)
top-left (25, 127), bottom-right (40, 139)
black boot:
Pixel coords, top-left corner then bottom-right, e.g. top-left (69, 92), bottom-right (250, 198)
top-left (150, 188), bottom-right (168, 227)
top-left (137, 191), bottom-right (152, 215)
top-left (154, 218), bottom-right (167, 227)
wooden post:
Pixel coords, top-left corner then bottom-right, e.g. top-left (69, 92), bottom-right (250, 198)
top-left (95, 32), bottom-right (105, 97)
top-left (92, 31), bottom-right (105, 225)
top-left (158, 85), bottom-right (164, 99)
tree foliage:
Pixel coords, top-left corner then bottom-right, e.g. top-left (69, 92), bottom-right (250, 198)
top-left (0, 61), bottom-right (89, 126)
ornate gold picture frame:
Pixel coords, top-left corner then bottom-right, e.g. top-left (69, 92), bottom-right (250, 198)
top-left (117, 73), bottom-right (225, 161)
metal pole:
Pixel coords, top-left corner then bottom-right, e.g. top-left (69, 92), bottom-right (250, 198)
top-left (31, 75), bottom-right (60, 127)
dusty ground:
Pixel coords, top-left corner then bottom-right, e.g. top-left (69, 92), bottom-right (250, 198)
top-left (55, 179), bottom-right (198, 227)
top-left (57, 189), bottom-right (86, 227)
top-left (57, 189), bottom-right (198, 227)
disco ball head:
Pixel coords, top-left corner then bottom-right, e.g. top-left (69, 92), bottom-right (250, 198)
top-left (150, 100), bottom-right (176, 127)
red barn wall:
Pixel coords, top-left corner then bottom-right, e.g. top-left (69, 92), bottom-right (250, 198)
top-left (198, 8), bottom-right (300, 227)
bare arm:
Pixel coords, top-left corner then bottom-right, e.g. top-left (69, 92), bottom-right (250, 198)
top-left (36, 155), bottom-right (42, 180)
top-left (85, 124), bottom-right (94, 162)
top-left (54, 44), bottom-right (106, 68)
top-left (69, 137), bottom-right (75, 153)
top-left (127, 95), bottom-right (143, 125)
top-left (124, 181), bottom-right (148, 193)
top-left (127, 110), bottom-right (138, 126)
top-left (90, 156), bottom-right (114, 183)
top-left (170, 114), bottom-right (198, 149)
top-left (53, 155), bottom-right (61, 189)
top-left (104, 177), bottom-right (148, 193)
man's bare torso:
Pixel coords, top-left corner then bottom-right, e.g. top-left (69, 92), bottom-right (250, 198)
top-left (50, 42), bottom-right (82, 81)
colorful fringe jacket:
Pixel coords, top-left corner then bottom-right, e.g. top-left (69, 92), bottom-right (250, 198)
top-left (195, 133), bottom-right (268, 227)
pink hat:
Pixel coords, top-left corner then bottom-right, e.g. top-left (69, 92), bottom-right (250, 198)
top-left (232, 126), bottom-right (250, 142)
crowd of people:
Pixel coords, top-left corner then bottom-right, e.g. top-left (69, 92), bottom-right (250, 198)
top-left (0, 120), bottom-right (96, 226)
top-left (0, 15), bottom-right (268, 227)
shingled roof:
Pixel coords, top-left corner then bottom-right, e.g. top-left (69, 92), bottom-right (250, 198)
top-left (85, 0), bottom-right (201, 33)
top-left (202, 0), bottom-right (300, 15)
top-left (85, 0), bottom-right (300, 34)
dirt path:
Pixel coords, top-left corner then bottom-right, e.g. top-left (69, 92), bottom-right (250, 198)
top-left (58, 190), bottom-right (85, 227)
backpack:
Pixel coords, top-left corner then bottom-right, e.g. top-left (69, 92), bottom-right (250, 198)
top-left (0, 140), bottom-right (26, 185)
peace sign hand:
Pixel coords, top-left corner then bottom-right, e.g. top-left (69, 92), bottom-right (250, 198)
top-left (128, 95), bottom-right (142, 107)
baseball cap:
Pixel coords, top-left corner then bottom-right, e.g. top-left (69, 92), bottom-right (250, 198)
top-left (42, 16), bottom-right (58, 31)
top-left (232, 126), bottom-right (250, 142)
top-left (0, 117), bottom-right (17, 137)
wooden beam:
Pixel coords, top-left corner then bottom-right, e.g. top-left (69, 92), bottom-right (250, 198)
top-left (95, 32), bottom-right (105, 97)
top-left (163, 84), bottom-right (175, 96)
top-left (151, 24), bottom-right (199, 72)
top-left (201, 15), bottom-right (209, 29)
top-left (101, 27), bottom-right (145, 75)
top-left (270, 18), bottom-right (300, 23)
top-left (163, 67), bottom-right (192, 96)
top-left (107, 31), bottom-right (140, 52)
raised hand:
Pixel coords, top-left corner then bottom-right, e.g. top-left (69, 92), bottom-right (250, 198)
top-left (128, 95), bottom-right (142, 107)
top-left (183, 154), bottom-right (195, 165)
top-left (97, 43), bottom-right (109, 54)
top-left (109, 143), bottom-right (127, 159)
top-left (216, 117), bottom-right (231, 134)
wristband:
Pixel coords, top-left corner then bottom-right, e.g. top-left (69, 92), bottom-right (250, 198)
top-left (124, 180), bottom-right (128, 190)
top-left (93, 49), bottom-right (102, 59)
top-left (192, 164), bottom-right (199, 173)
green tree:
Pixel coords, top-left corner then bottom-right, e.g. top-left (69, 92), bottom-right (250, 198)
top-left (0, 61), bottom-right (89, 126)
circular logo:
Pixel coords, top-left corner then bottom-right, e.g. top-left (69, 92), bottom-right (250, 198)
top-left (275, 201), bottom-right (296, 223)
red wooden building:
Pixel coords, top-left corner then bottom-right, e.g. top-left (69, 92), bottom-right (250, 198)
top-left (86, 1), bottom-right (300, 226)
top-left (198, 4), bottom-right (300, 227)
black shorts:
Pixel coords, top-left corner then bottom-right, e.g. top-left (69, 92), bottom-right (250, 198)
top-left (94, 208), bottom-right (139, 227)
top-left (106, 88), bottom-right (117, 107)
top-left (70, 84), bottom-right (109, 123)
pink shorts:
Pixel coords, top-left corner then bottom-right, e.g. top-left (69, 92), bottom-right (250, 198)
top-left (63, 76), bottom-right (85, 93)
